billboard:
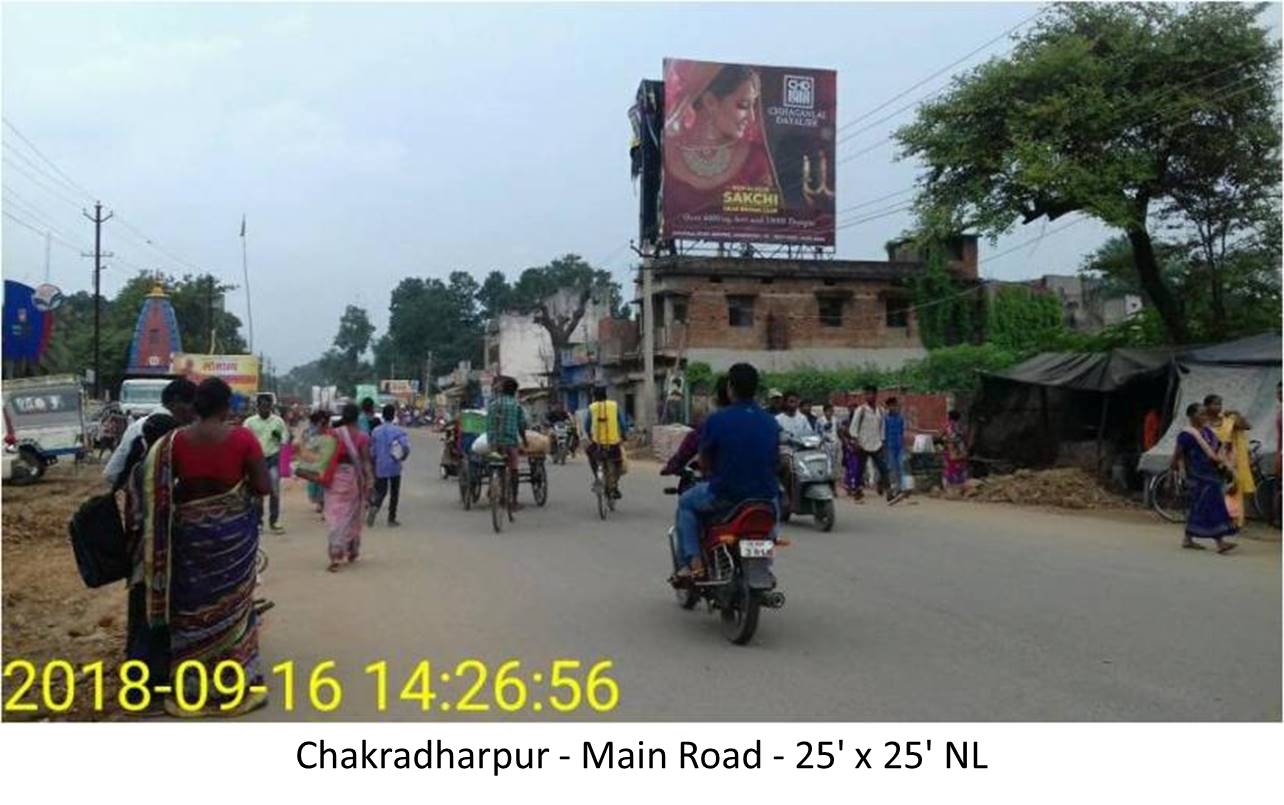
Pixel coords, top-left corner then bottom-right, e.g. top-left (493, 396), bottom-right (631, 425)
top-left (661, 58), bottom-right (836, 245)
top-left (170, 353), bottom-right (260, 396)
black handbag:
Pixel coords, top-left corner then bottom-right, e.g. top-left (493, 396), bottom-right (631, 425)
top-left (68, 493), bottom-right (130, 588)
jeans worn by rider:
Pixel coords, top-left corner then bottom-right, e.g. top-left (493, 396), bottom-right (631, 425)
top-left (676, 401), bottom-right (779, 567)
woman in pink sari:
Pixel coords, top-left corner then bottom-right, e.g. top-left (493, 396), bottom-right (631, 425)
top-left (325, 402), bottom-right (373, 572)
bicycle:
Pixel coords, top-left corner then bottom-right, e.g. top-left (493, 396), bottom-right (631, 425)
top-left (1148, 468), bottom-right (1190, 523)
top-left (1247, 440), bottom-right (1281, 528)
top-left (591, 448), bottom-right (620, 520)
top-left (487, 455), bottom-right (516, 533)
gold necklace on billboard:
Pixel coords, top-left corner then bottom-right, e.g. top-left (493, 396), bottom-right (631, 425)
top-left (678, 141), bottom-right (734, 178)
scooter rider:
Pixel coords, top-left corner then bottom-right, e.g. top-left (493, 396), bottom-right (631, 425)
top-left (672, 363), bottom-right (779, 582)
top-left (583, 386), bottom-right (628, 499)
top-left (775, 391), bottom-right (815, 510)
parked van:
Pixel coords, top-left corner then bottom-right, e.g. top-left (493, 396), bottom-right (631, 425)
top-left (2, 374), bottom-right (87, 483)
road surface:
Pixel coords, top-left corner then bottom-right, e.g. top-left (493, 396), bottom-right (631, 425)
top-left (249, 429), bottom-right (1280, 721)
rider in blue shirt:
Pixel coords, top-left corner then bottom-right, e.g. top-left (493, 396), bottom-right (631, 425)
top-left (673, 363), bottom-right (778, 580)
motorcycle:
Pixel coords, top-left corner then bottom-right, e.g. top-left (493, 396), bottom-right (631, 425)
top-left (778, 433), bottom-right (837, 531)
top-left (551, 421), bottom-right (570, 465)
top-left (663, 466), bottom-right (786, 645)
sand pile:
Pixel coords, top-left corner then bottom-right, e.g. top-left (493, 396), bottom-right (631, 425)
top-left (948, 467), bottom-right (1135, 510)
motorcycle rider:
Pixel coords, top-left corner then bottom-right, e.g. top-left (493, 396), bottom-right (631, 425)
top-left (545, 401), bottom-right (574, 460)
top-left (672, 363), bottom-right (778, 582)
top-left (661, 376), bottom-right (730, 477)
top-left (583, 386), bottom-right (628, 499)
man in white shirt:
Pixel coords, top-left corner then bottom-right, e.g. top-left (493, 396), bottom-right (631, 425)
top-left (848, 384), bottom-right (891, 501)
top-left (102, 378), bottom-right (197, 488)
top-left (775, 391), bottom-right (815, 444)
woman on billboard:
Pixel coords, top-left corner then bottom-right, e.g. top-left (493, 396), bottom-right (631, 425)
top-left (663, 62), bottom-right (780, 217)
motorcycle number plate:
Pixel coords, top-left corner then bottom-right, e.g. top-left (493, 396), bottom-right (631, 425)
top-left (739, 539), bottom-right (774, 558)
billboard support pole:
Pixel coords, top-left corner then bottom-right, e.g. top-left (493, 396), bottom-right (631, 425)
top-left (640, 257), bottom-right (656, 441)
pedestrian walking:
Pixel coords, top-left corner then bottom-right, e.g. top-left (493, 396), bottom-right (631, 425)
top-left (245, 393), bottom-right (289, 533)
top-left (884, 397), bottom-right (908, 503)
top-left (1204, 394), bottom-right (1255, 527)
top-left (368, 404), bottom-right (411, 527)
top-left (325, 403), bottom-right (373, 572)
top-left (298, 410), bottom-right (330, 515)
top-left (1172, 403), bottom-right (1238, 554)
top-left (848, 385), bottom-right (891, 501)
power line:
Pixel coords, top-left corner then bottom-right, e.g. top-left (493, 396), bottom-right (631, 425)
top-left (2, 208), bottom-right (85, 252)
top-left (836, 5), bottom-right (1049, 135)
top-left (2, 117), bottom-right (97, 200)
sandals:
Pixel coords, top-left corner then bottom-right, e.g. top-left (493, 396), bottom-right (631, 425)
top-left (1182, 541), bottom-right (1207, 550)
top-left (1216, 543), bottom-right (1238, 555)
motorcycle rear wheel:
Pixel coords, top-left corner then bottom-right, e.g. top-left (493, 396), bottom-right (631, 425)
top-left (720, 573), bottom-right (760, 645)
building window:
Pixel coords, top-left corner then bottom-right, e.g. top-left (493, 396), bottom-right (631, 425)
top-left (488, 345), bottom-right (500, 366)
top-left (818, 297), bottom-right (844, 327)
top-left (653, 298), bottom-right (665, 328)
top-left (727, 295), bottom-right (754, 328)
top-left (672, 298), bottom-right (688, 323)
top-left (885, 297), bottom-right (910, 328)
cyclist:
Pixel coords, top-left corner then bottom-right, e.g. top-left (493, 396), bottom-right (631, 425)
top-left (583, 386), bottom-right (628, 499)
top-left (485, 376), bottom-right (529, 508)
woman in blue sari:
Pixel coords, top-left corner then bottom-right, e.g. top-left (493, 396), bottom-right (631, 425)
top-left (1171, 403), bottom-right (1238, 554)
top-left (143, 378), bottom-right (274, 716)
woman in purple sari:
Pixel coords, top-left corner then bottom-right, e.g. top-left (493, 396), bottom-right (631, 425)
top-left (1172, 403), bottom-right (1238, 554)
top-left (143, 378), bottom-right (273, 716)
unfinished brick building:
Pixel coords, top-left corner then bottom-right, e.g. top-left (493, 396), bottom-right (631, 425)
top-left (644, 235), bottom-right (978, 374)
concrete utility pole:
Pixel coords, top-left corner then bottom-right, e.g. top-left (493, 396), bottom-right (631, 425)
top-left (640, 257), bottom-right (656, 438)
top-left (83, 202), bottom-right (113, 399)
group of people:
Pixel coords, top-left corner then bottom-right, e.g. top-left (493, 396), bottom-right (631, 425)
top-left (1170, 389), bottom-right (1276, 554)
top-left (765, 385), bottom-right (970, 503)
top-left (100, 381), bottom-right (414, 716)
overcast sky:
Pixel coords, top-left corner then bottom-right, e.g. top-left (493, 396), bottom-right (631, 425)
top-left (0, 1), bottom-right (1189, 370)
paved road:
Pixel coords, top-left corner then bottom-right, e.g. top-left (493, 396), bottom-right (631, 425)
top-left (250, 429), bottom-right (1280, 721)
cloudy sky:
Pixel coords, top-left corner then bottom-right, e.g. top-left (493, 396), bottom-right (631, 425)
top-left (2, 1), bottom-right (1132, 371)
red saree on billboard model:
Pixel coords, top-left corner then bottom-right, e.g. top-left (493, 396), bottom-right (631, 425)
top-left (661, 58), bottom-right (837, 246)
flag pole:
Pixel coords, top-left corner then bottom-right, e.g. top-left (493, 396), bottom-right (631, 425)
top-left (240, 214), bottom-right (254, 352)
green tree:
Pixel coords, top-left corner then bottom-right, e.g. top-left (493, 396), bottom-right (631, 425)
top-left (476, 270), bottom-right (513, 320)
top-left (896, 2), bottom-right (1280, 343)
top-left (985, 286), bottom-right (1066, 351)
top-left (910, 243), bottom-right (977, 348)
top-left (507, 254), bottom-right (620, 391)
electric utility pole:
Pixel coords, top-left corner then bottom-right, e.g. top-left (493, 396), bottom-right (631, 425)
top-left (83, 202), bottom-right (113, 399)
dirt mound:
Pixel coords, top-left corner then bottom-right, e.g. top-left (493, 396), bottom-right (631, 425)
top-left (3, 468), bottom-right (127, 720)
top-left (947, 467), bottom-right (1136, 510)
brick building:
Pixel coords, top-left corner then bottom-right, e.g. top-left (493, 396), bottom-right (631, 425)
top-left (652, 237), bottom-right (976, 367)
top-left (573, 237), bottom-right (978, 423)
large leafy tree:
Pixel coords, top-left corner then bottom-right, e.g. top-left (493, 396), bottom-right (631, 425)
top-left (503, 254), bottom-right (619, 391)
top-left (376, 271), bottom-right (484, 388)
top-left (896, 2), bottom-right (1280, 343)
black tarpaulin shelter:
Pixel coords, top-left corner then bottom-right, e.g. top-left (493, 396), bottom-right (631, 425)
top-left (973, 333), bottom-right (1283, 479)
top-left (971, 347), bottom-right (1182, 476)
top-left (987, 348), bottom-right (1180, 392)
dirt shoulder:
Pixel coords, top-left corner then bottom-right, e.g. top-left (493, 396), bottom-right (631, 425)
top-left (2, 466), bottom-right (128, 721)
